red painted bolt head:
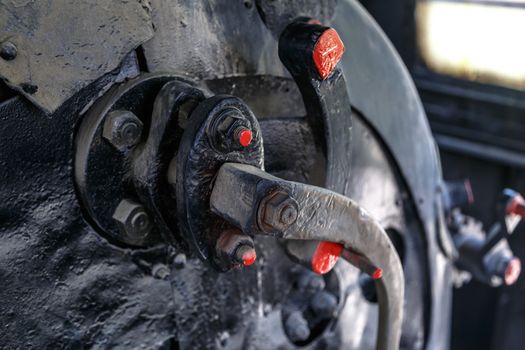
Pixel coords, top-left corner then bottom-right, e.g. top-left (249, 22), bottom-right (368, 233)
top-left (312, 28), bottom-right (345, 80)
top-left (235, 245), bottom-right (257, 267)
top-left (507, 194), bottom-right (525, 217)
top-left (242, 249), bottom-right (257, 266)
top-left (235, 127), bottom-right (253, 147)
top-left (372, 268), bottom-right (383, 280)
top-left (311, 241), bottom-right (343, 274)
top-left (504, 257), bottom-right (521, 285)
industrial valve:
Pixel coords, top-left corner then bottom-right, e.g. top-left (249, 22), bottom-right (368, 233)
top-left (447, 185), bottom-right (522, 287)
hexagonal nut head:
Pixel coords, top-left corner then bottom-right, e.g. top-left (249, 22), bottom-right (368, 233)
top-left (103, 110), bottom-right (143, 149)
top-left (112, 199), bottom-right (152, 241)
top-left (207, 107), bottom-right (247, 151)
top-left (260, 191), bottom-right (299, 233)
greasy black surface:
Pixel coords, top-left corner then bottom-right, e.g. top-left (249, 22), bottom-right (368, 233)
top-left (0, 75), bottom-right (178, 348)
top-left (0, 0), bottom-right (447, 349)
top-left (75, 74), bottom-right (179, 247)
top-left (0, 82), bottom-right (428, 349)
top-left (132, 79), bottom-right (206, 246)
top-left (260, 117), bottom-right (322, 184)
top-left (175, 95), bottom-right (264, 268)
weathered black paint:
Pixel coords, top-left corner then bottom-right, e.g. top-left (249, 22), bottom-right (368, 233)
top-left (0, 0), bottom-right (448, 349)
top-left (174, 94), bottom-right (264, 269)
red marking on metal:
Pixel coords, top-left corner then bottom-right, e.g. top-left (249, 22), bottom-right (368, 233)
top-left (505, 257), bottom-right (521, 285)
top-left (507, 194), bottom-right (525, 217)
top-left (464, 179), bottom-right (475, 205)
top-left (312, 28), bottom-right (345, 80)
top-left (311, 241), bottom-right (343, 274)
top-left (242, 249), bottom-right (257, 266)
top-left (238, 129), bottom-right (253, 147)
top-left (372, 268), bottom-right (383, 280)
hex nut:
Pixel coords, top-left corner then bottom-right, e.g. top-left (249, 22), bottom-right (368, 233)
top-left (207, 107), bottom-right (249, 151)
top-left (103, 110), bottom-right (144, 149)
top-left (260, 191), bottom-right (299, 233)
top-left (173, 253), bottom-right (187, 269)
top-left (112, 199), bottom-right (152, 241)
top-left (152, 263), bottom-right (171, 280)
top-left (284, 311), bottom-right (310, 343)
top-left (310, 290), bottom-right (338, 318)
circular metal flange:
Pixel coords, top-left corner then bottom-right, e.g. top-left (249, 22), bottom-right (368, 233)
top-left (174, 95), bottom-right (264, 269)
top-left (74, 73), bottom-right (204, 247)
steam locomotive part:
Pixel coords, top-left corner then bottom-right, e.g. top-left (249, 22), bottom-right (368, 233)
top-left (210, 163), bottom-right (404, 350)
top-left (174, 94), bottom-right (264, 270)
top-left (164, 18), bottom-right (404, 344)
top-left (75, 75), bottom-right (200, 247)
top-left (277, 18), bottom-right (354, 275)
top-left (504, 188), bottom-right (525, 218)
top-left (0, 1), bottom-right (452, 349)
top-left (0, 0), bottom-right (153, 113)
top-left (448, 187), bottom-right (523, 287)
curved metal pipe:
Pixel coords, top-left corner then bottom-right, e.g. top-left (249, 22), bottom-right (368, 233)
top-left (210, 163), bottom-right (404, 350)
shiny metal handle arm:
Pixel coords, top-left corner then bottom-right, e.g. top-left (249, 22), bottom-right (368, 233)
top-left (210, 162), bottom-right (404, 350)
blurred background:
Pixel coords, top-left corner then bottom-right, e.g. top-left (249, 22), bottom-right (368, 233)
top-left (359, 0), bottom-right (525, 349)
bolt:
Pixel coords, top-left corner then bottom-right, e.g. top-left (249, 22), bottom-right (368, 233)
top-left (284, 311), bottom-right (310, 343)
top-left (218, 331), bottom-right (229, 347)
top-left (259, 191), bottom-right (299, 233)
top-left (208, 108), bottom-right (240, 149)
top-left (216, 229), bottom-right (256, 269)
top-left (208, 107), bottom-right (254, 151)
top-left (505, 189), bottom-right (525, 217)
top-left (310, 290), bottom-right (338, 318)
top-left (313, 28), bottom-right (345, 79)
top-left (173, 253), bottom-right (187, 269)
top-left (131, 211), bottom-right (149, 232)
top-left (103, 110), bottom-right (143, 149)
top-left (280, 205), bottom-right (298, 225)
top-left (504, 257), bottom-right (521, 285)
top-left (112, 199), bottom-right (152, 241)
top-left (235, 244), bottom-right (257, 266)
top-left (0, 41), bottom-right (17, 61)
top-left (298, 271), bottom-right (326, 292)
top-left (152, 263), bottom-right (170, 280)
top-left (234, 126), bottom-right (253, 147)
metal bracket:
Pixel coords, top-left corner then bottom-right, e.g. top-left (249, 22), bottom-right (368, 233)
top-left (173, 95), bottom-right (264, 269)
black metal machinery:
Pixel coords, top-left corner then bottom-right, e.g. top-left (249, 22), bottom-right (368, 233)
top-left (0, 1), bottom-right (522, 349)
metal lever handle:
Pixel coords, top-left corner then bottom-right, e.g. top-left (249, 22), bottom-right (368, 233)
top-left (210, 163), bottom-right (404, 350)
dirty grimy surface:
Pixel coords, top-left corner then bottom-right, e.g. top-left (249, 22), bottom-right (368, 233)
top-left (0, 0), bottom-right (154, 113)
top-left (0, 62), bottom-right (294, 350)
top-left (0, 73), bottom-right (177, 348)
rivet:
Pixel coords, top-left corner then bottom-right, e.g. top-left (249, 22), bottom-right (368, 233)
top-left (0, 41), bottom-right (17, 61)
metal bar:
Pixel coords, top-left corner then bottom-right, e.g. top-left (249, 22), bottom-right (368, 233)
top-left (210, 162), bottom-right (404, 350)
top-left (434, 134), bottom-right (525, 169)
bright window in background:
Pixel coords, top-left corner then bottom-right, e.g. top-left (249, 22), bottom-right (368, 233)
top-left (416, 0), bottom-right (525, 90)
